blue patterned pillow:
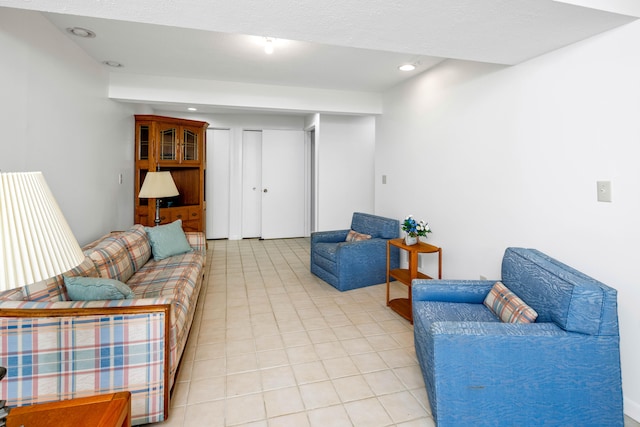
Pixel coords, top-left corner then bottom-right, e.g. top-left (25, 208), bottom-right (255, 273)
top-left (64, 276), bottom-right (134, 300)
top-left (483, 281), bottom-right (538, 323)
top-left (144, 219), bottom-right (193, 260)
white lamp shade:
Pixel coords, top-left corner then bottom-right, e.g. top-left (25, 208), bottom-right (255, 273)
top-left (138, 172), bottom-right (179, 198)
top-left (0, 172), bottom-right (85, 290)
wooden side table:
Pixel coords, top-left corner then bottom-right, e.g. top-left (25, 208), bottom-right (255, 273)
top-left (386, 238), bottom-right (442, 323)
top-left (7, 391), bottom-right (131, 427)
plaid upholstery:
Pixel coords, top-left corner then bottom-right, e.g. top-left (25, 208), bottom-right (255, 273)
top-left (22, 276), bottom-right (66, 302)
top-left (345, 229), bottom-right (372, 242)
top-left (185, 231), bottom-right (207, 254)
top-left (127, 251), bottom-right (205, 384)
top-left (117, 224), bottom-right (152, 272)
top-left (0, 304), bottom-right (170, 425)
top-left (484, 281), bottom-right (538, 323)
top-left (0, 288), bottom-right (24, 301)
top-left (0, 230), bottom-right (206, 425)
top-left (87, 238), bottom-right (135, 283)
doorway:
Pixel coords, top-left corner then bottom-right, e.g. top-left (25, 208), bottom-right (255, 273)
top-left (242, 129), bottom-right (306, 239)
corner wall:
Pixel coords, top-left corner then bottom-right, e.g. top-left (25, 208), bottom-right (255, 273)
top-left (316, 114), bottom-right (376, 231)
top-left (0, 8), bottom-right (135, 245)
top-left (376, 21), bottom-right (640, 419)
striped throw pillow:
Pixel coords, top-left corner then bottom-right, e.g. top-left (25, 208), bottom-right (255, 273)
top-left (345, 230), bottom-right (372, 242)
top-left (483, 281), bottom-right (538, 323)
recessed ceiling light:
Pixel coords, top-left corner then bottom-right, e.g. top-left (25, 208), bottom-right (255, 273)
top-left (188, 107), bottom-right (198, 111)
top-left (399, 64), bottom-right (416, 71)
top-left (102, 60), bottom-right (123, 68)
top-left (66, 27), bottom-right (96, 38)
top-left (264, 38), bottom-right (274, 55)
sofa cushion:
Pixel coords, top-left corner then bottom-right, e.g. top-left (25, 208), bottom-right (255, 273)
top-left (87, 238), bottom-right (135, 283)
top-left (483, 281), bottom-right (538, 323)
top-left (345, 230), bottom-right (371, 242)
top-left (22, 276), bottom-right (66, 302)
top-left (64, 276), bottom-right (135, 300)
top-left (145, 220), bottom-right (193, 261)
top-left (0, 287), bottom-right (24, 301)
top-left (118, 224), bottom-right (152, 271)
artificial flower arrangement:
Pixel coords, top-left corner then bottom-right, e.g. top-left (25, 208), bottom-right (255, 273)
top-left (402, 215), bottom-right (432, 238)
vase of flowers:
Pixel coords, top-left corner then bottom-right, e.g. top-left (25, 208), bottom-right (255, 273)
top-left (402, 215), bottom-right (432, 245)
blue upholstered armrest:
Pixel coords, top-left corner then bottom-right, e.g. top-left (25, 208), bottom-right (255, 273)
top-left (430, 320), bottom-right (563, 337)
top-left (311, 229), bottom-right (350, 244)
top-left (412, 280), bottom-right (496, 304)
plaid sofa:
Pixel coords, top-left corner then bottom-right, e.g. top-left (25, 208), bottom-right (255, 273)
top-left (0, 224), bottom-right (206, 425)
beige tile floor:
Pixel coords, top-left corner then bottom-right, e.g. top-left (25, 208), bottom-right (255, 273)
top-left (153, 238), bottom-right (640, 427)
top-left (154, 238), bottom-right (431, 427)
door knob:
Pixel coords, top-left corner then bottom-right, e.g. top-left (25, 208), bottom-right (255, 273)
top-left (263, 188), bottom-right (268, 193)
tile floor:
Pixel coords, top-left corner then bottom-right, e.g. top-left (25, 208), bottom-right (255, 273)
top-left (152, 238), bottom-right (640, 427)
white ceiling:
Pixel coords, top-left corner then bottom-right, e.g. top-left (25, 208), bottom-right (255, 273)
top-left (2, 0), bottom-right (638, 96)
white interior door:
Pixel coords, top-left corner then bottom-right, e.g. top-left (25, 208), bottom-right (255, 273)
top-left (206, 128), bottom-right (230, 239)
top-left (242, 130), bottom-right (262, 238)
top-left (261, 129), bottom-right (305, 239)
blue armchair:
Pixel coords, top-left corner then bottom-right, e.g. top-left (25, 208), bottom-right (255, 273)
top-left (310, 212), bottom-right (400, 291)
top-left (412, 247), bottom-right (623, 426)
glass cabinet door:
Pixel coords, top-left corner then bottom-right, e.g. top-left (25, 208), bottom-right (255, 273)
top-left (182, 128), bottom-right (199, 161)
top-left (159, 126), bottom-right (177, 161)
top-left (138, 125), bottom-right (150, 160)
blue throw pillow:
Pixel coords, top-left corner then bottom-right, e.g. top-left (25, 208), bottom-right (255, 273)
top-left (144, 219), bottom-right (193, 260)
top-left (64, 276), bottom-right (135, 300)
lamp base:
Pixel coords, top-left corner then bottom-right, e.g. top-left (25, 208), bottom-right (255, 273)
top-left (154, 199), bottom-right (162, 226)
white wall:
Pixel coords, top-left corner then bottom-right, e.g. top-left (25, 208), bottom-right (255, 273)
top-left (376, 21), bottom-right (640, 420)
top-left (0, 8), bottom-right (135, 245)
top-left (317, 114), bottom-right (376, 231)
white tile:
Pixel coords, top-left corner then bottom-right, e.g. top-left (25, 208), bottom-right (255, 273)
top-left (292, 361), bottom-right (330, 384)
top-left (183, 400), bottom-right (225, 426)
top-left (263, 386), bottom-right (305, 418)
top-left (225, 393), bottom-right (267, 425)
top-left (344, 397), bottom-right (393, 427)
top-left (378, 390), bottom-right (429, 423)
top-left (299, 380), bottom-right (341, 409)
top-left (307, 405), bottom-right (352, 427)
top-left (226, 370), bottom-right (262, 397)
top-left (332, 375), bottom-right (375, 402)
top-left (261, 365), bottom-right (298, 391)
top-left (175, 239), bottom-right (435, 427)
top-left (187, 376), bottom-right (226, 404)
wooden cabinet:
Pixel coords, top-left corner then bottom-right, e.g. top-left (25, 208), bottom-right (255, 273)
top-left (134, 115), bottom-right (208, 232)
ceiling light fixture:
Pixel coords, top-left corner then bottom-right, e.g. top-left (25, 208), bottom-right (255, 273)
top-left (66, 27), bottom-right (96, 38)
top-left (102, 60), bottom-right (123, 68)
top-left (399, 64), bottom-right (416, 71)
top-left (264, 38), bottom-right (274, 55)
top-left (188, 107), bottom-right (197, 111)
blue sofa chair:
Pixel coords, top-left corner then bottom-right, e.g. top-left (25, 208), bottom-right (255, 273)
top-left (310, 212), bottom-right (400, 291)
top-left (413, 247), bottom-right (623, 427)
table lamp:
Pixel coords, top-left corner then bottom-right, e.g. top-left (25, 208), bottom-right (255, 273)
top-left (1, 171), bottom-right (85, 291)
top-left (138, 171), bottom-right (179, 226)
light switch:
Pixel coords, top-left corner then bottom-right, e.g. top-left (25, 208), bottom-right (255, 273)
top-left (382, 175), bottom-right (387, 184)
top-left (597, 181), bottom-right (612, 202)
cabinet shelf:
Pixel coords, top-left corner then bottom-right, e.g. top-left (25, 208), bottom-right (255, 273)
top-left (389, 268), bottom-right (432, 285)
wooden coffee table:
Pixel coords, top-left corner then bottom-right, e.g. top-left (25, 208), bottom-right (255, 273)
top-left (7, 391), bottom-right (131, 427)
